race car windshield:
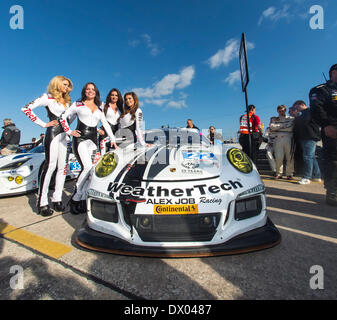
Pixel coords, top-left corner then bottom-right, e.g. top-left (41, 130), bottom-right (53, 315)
top-left (145, 129), bottom-right (210, 147)
top-left (30, 145), bottom-right (45, 153)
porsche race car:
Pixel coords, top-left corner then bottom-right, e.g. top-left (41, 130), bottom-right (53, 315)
top-left (0, 145), bottom-right (81, 197)
top-left (76, 128), bottom-right (281, 257)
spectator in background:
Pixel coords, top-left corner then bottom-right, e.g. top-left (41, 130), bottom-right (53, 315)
top-left (269, 105), bottom-right (295, 180)
top-left (34, 133), bottom-right (45, 147)
top-left (310, 63), bottom-right (337, 206)
top-left (289, 105), bottom-right (303, 176)
top-left (238, 105), bottom-right (263, 164)
top-left (207, 126), bottom-right (225, 145)
top-left (186, 119), bottom-right (200, 131)
top-left (288, 106), bottom-right (299, 118)
top-left (0, 118), bottom-right (21, 155)
top-left (293, 100), bottom-right (321, 184)
top-left (264, 126), bottom-right (279, 176)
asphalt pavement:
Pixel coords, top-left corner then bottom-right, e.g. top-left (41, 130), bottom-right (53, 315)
top-left (0, 177), bottom-right (336, 300)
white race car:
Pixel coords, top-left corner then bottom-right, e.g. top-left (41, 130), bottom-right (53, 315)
top-left (76, 128), bottom-right (281, 257)
top-left (0, 145), bottom-right (81, 197)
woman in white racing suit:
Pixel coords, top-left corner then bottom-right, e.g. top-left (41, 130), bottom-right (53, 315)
top-left (21, 75), bottom-right (73, 217)
top-left (118, 92), bottom-right (146, 147)
top-left (60, 82), bottom-right (117, 215)
top-left (98, 88), bottom-right (123, 155)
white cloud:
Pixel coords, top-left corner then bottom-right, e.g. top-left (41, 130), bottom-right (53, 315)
top-left (207, 39), bottom-right (255, 69)
top-left (144, 98), bottom-right (168, 106)
top-left (258, 5), bottom-right (290, 25)
top-left (129, 33), bottom-right (161, 56)
top-left (142, 34), bottom-right (160, 56)
top-left (166, 100), bottom-right (187, 109)
top-left (128, 39), bottom-right (140, 47)
top-left (224, 70), bottom-right (241, 86)
top-left (133, 65), bottom-right (195, 99)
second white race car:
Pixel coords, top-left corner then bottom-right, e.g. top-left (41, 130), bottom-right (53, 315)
top-left (0, 145), bottom-right (81, 197)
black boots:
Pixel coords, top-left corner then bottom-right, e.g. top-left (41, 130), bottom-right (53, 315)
top-left (52, 201), bottom-right (65, 212)
top-left (38, 205), bottom-right (54, 217)
top-left (69, 199), bottom-right (86, 215)
top-left (326, 192), bottom-right (337, 207)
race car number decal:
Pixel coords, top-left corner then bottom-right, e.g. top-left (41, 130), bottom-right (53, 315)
top-left (70, 162), bottom-right (81, 171)
top-left (154, 204), bottom-right (199, 215)
top-left (182, 152), bottom-right (216, 161)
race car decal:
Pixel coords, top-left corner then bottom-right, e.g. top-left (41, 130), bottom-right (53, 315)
top-left (107, 180), bottom-right (243, 198)
top-left (154, 204), bottom-right (198, 215)
top-left (199, 197), bottom-right (222, 205)
top-left (113, 149), bottom-right (148, 184)
top-left (146, 147), bottom-right (171, 179)
top-left (182, 152), bottom-right (217, 161)
top-left (146, 198), bottom-right (196, 205)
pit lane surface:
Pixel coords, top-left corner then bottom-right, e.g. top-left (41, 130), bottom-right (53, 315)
top-left (0, 177), bottom-right (336, 300)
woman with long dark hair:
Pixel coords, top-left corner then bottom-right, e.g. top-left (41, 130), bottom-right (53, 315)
top-left (60, 82), bottom-right (117, 214)
top-left (119, 91), bottom-right (146, 147)
top-left (98, 88), bottom-right (123, 155)
top-left (21, 75), bottom-right (73, 216)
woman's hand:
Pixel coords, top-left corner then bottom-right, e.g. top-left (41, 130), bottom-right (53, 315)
top-left (110, 142), bottom-right (118, 149)
top-left (45, 120), bottom-right (59, 127)
top-left (98, 129), bottom-right (105, 136)
top-left (70, 130), bottom-right (81, 137)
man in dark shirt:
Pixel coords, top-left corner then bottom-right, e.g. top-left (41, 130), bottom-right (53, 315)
top-left (309, 64), bottom-right (337, 206)
top-left (186, 119), bottom-right (200, 131)
top-left (0, 118), bottom-right (21, 155)
top-left (293, 100), bottom-right (321, 185)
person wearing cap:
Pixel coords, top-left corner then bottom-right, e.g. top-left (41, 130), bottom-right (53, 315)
top-left (309, 64), bottom-right (337, 206)
top-left (0, 118), bottom-right (21, 155)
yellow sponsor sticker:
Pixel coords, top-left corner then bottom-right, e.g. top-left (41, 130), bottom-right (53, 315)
top-left (154, 204), bottom-right (199, 215)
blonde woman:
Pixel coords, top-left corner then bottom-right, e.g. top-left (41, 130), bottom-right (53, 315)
top-left (21, 76), bottom-right (73, 216)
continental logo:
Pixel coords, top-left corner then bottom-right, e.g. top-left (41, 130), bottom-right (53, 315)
top-left (154, 204), bottom-right (198, 215)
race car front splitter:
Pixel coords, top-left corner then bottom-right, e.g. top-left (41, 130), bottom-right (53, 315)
top-left (75, 218), bottom-right (281, 258)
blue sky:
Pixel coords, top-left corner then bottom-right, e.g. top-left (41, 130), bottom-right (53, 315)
top-left (1, 0), bottom-right (336, 143)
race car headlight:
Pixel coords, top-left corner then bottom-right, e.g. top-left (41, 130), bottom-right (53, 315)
top-left (15, 176), bottom-right (23, 184)
top-left (0, 158), bottom-right (30, 171)
top-left (237, 184), bottom-right (265, 199)
top-left (95, 153), bottom-right (117, 178)
top-left (227, 148), bottom-right (253, 174)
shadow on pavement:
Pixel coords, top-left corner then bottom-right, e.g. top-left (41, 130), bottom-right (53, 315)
top-left (0, 256), bottom-right (125, 300)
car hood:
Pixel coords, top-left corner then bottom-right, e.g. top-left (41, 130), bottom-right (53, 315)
top-left (114, 144), bottom-right (226, 182)
top-left (0, 153), bottom-right (35, 166)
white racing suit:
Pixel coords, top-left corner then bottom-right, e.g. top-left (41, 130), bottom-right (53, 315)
top-left (21, 93), bottom-right (73, 208)
top-left (99, 105), bottom-right (120, 156)
top-left (118, 108), bottom-right (146, 148)
top-left (60, 102), bottom-right (116, 201)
